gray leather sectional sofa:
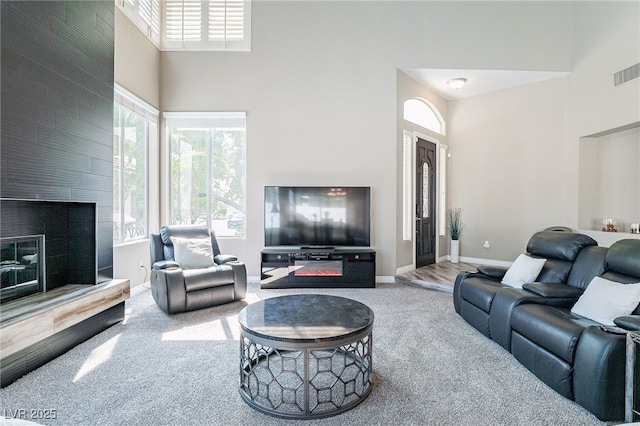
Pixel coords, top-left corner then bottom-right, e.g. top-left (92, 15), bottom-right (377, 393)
top-left (453, 232), bottom-right (640, 421)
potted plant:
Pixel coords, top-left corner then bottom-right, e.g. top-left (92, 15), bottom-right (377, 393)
top-left (447, 208), bottom-right (464, 263)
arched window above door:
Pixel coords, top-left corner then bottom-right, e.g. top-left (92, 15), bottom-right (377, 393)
top-left (403, 98), bottom-right (445, 135)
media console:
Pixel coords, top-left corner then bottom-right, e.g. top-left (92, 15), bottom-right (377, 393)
top-left (260, 248), bottom-right (375, 289)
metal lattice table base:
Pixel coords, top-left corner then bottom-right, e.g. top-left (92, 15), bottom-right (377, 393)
top-left (239, 334), bottom-right (373, 419)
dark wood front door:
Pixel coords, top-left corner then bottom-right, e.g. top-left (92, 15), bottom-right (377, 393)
top-left (416, 139), bottom-right (437, 267)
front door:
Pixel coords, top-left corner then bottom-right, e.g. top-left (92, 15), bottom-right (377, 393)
top-left (416, 139), bottom-right (437, 267)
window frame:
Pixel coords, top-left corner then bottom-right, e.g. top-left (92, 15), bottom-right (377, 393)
top-left (165, 112), bottom-right (247, 238)
top-left (403, 98), bottom-right (446, 136)
top-left (113, 84), bottom-right (159, 245)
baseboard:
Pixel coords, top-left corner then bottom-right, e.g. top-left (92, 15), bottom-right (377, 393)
top-left (376, 276), bottom-right (395, 283)
top-left (460, 256), bottom-right (512, 267)
top-left (396, 264), bottom-right (415, 275)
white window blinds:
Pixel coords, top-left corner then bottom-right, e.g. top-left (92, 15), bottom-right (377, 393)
top-left (162, 0), bottom-right (251, 51)
top-left (117, 0), bottom-right (161, 45)
top-left (164, 112), bottom-right (246, 129)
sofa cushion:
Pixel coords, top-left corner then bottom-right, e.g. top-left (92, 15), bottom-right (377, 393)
top-left (160, 225), bottom-right (212, 261)
top-left (566, 246), bottom-right (608, 289)
top-left (459, 276), bottom-right (503, 313)
top-left (536, 258), bottom-right (573, 284)
top-left (501, 254), bottom-right (546, 288)
top-left (605, 239), bottom-right (640, 278)
top-left (171, 236), bottom-right (215, 269)
top-left (571, 276), bottom-right (640, 325)
top-left (526, 231), bottom-right (597, 262)
top-left (183, 265), bottom-right (235, 292)
top-left (511, 304), bottom-right (594, 363)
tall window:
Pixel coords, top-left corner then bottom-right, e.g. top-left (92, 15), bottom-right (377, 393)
top-left (113, 86), bottom-right (159, 244)
top-left (166, 113), bottom-right (246, 238)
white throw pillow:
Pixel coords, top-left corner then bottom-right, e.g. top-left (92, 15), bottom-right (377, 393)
top-left (571, 276), bottom-right (640, 325)
top-left (170, 236), bottom-right (215, 269)
top-left (501, 254), bottom-right (546, 289)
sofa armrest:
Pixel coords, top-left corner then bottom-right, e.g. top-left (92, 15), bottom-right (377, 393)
top-left (214, 254), bottom-right (238, 265)
top-left (150, 268), bottom-right (187, 314)
top-left (522, 282), bottom-right (584, 299)
top-left (476, 265), bottom-right (508, 280)
top-left (152, 260), bottom-right (180, 270)
top-left (489, 287), bottom-right (544, 350)
top-left (613, 315), bottom-right (640, 332)
top-left (228, 261), bottom-right (247, 300)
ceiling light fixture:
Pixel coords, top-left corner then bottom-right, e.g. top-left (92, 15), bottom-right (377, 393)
top-left (447, 78), bottom-right (467, 89)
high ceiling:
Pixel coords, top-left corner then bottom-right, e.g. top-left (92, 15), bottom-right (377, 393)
top-left (402, 69), bottom-right (570, 101)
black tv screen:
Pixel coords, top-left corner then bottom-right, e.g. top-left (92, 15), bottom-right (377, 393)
top-left (265, 186), bottom-right (371, 247)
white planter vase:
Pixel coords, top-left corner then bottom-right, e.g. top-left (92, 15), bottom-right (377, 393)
top-left (450, 239), bottom-right (460, 263)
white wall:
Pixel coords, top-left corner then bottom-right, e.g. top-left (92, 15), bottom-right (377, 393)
top-left (445, 1), bottom-right (639, 262)
top-left (114, 1), bottom-right (639, 275)
top-left (448, 77), bottom-right (570, 261)
top-left (159, 1), bottom-right (574, 276)
top-left (569, 1), bottom-right (640, 247)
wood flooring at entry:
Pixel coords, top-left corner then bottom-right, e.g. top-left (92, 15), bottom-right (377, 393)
top-left (395, 262), bottom-right (478, 292)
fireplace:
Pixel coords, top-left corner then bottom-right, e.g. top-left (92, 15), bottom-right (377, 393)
top-left (293, 260), bottom-right (343, 277)
top-left (0, 235), bottom-right (45, 303)
top-left (0, 199), bottom-right (97, 305)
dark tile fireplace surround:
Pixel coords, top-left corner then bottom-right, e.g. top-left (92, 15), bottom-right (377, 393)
top-left (0, 2), bottom-right (126, 386)
top-left (0, 199), bottom-right (128, 388)
top-left (1, 198), bottom-right (98, 300)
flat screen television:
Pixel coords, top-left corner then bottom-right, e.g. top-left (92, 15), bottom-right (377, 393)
top-left (265, 186), bottom-right (370, 247)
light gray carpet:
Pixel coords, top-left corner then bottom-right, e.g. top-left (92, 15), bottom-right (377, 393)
top-left (1, 282), bottom-right (605, 425)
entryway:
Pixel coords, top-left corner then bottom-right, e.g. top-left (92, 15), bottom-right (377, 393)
top-left (415, 138), bottom-right (437, 267)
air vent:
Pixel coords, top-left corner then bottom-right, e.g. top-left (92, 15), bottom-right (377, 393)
top-left (614, 63), bottom-right (640, 86)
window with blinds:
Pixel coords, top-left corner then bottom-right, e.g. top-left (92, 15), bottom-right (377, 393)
top-left (118, 0), bottom-right (161, 45)
top-left (162, 0), bottom-right (250, 51)
top-left (117, 0), bottom-right (251, 51)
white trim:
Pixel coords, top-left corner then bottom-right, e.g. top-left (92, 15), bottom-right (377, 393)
top-left (396, 264), bottom-right (415, 275)
top-left (114, 83), bottom-right (159, 122)
top-left (459, 256), bottom-right (513, 268)
top-left (376, 276), bottom-right (396, 284)
top-left (402, 130), bottom-right (413, 242)
top-left (113, 85), bottom-right (160, 244)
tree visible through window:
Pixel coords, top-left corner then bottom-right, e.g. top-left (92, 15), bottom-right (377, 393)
top-left (113, 86), bottom-right (158, 244)
top-left (167, 113), bottom-right (246, 237)
top-left (113, 106), bottom-right (148, 243)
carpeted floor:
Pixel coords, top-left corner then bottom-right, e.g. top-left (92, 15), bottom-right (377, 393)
top-left (0, 282), bottom-right (605, 426)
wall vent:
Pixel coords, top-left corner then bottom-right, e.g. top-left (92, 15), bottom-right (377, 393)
top-left (614, 63), bottom-right (640, 86)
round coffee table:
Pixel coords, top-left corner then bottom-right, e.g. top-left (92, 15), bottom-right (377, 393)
top-left (238, 294), bottom-right (374, 419)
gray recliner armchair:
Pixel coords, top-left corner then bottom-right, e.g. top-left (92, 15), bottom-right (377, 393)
top-left (150, 225), bottom-right (247, 314)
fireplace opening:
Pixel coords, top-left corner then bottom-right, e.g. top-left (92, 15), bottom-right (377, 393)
top-left (1, 235), bottom-right (46, 303)
top-left (293, 260), bottom-right (343, 277)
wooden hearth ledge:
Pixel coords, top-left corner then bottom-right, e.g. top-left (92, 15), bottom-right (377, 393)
top-left (0, 279), bottom-right (130, 359)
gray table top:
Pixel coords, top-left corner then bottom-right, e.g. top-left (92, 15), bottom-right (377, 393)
top-left (238, 294), bottom-right (374, 343)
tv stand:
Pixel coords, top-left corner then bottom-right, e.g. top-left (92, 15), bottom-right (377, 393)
top-left (260, 248), bottom-right (375, 289)
top-left (300, 246), bottom-right (335, 251)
